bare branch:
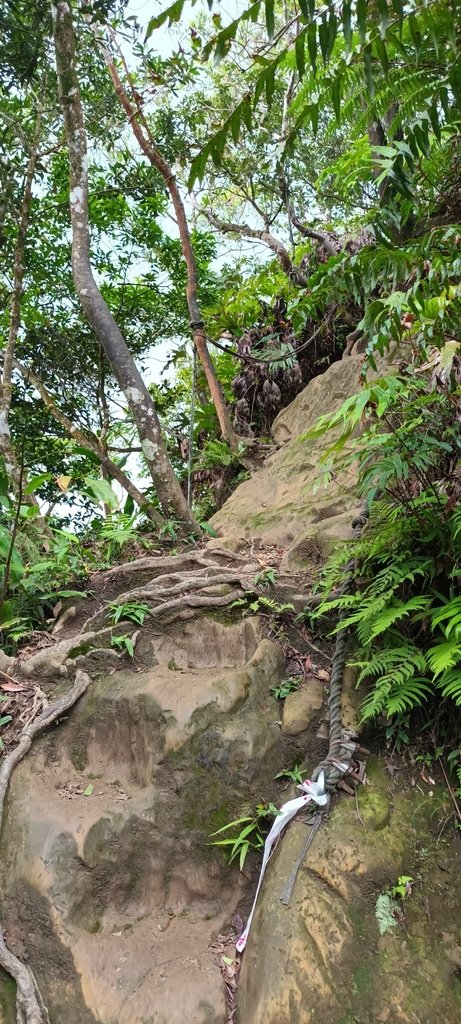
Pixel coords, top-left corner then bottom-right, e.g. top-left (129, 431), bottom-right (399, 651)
top-left (202, 209), bottom-right (308, 286)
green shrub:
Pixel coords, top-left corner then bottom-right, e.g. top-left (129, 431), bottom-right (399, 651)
top-left (310, 348), bottom-right (461, 721)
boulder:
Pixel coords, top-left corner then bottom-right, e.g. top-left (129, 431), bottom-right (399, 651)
top-left (281, 681), bottom-right (325, 736)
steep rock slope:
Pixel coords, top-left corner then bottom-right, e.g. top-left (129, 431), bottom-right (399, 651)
top-left (211, 355), bottom-right (365, 565)
top-left (0, 356), bottom-right (459, 1024)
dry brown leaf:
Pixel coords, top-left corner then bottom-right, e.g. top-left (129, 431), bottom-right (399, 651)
top-left (0, 682), bottom-right (30, 692)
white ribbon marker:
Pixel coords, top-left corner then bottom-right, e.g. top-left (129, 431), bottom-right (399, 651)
top-left (235, 772), bottom-right (328, 953)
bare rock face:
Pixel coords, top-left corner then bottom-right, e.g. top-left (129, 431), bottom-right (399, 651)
top-left (281, 680), bottom-right (325, 736)
top-left (0, 628), bottom-right (296, 1024)
top-left (238, 761), bottom-right (461, 1024)
top-left (210, 356), bottom-right (364, 562)
top-left (210, 349), bottom-right (404, 567)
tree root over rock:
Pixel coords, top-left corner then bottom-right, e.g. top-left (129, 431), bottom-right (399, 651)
top-left (0, 670), bottom-right (91, 1024)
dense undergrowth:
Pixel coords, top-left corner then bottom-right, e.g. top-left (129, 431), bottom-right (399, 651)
top-left (309, 348), bottom-right (461, 796)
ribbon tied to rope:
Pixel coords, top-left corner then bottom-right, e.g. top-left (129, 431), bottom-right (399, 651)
top-left (235, 772), bottom-right (328, 953)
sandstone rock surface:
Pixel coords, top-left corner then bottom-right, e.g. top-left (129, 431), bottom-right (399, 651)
top-left (281, 680), bottom-right (325, 735)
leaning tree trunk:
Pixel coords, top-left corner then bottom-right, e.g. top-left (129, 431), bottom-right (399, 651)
top-left (50, 1), bottom-right (198, 532)
top-left (99, 31), bottom-right (239, 451)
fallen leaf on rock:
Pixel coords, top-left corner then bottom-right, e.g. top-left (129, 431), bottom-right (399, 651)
top-left (0, 682), bottom-right (30, 692)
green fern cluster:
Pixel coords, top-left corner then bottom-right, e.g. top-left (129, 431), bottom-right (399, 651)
top-left (313, 364), bottom-right (461, 724)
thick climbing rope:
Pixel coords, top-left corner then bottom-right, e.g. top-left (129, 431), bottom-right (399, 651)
top-left (235, 506), bottom-right (369, 953)
top-left (311, 507), bottom-right (369, 791)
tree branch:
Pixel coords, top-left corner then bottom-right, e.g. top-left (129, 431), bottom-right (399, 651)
top-left (97, 27), bottom-right (239, 451)
top-left (201, 209), bottom-right (308, 286)
top-left (10, 355), bottom-right (161, 523)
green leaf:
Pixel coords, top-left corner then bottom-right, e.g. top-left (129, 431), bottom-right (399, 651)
top-left (307, 22), bottom-right (317, 75)
top-left (84, 476), bottom-right (119, 510)
top-left (363, 45), bottom-right (375, 99)
top-left (0, 527), bottom-right (24, 582)
top-left (408, 14), bottom-right (422, 56)
top-left (0, 715), bottom-right (12, 728)
top-left (210, 816), bottom-right (253, 836)
top-left (428, 103), bottom-right (441, 142)
top-left (375, 38), bottom-right (389, 76)
top-left (449, 54), bottom-right (461, 107)
top-left (200, 522), bottom-right (218, 537)
top-left (311, 101), bottom-right (319, 134)
top-left (356, 0), bottom-right (368, 45)
top-left (327, 9), bottom-right (337, 60)
top-left (319, 12), bottom-right (329, 64)
top-left (265, 65), bottom-right (276, 106)
top-left (24, 473), bottom-right (51, 495)
top-left (295, 30), bottom-right (306, 80)
top-left (342, 1), bottom-right (352, 47)
top-left (145, 0), bottom-right (196, 37)
top-left (239, 841), bottom-right (250, 869)
top-left (265, 0), bottom-right (274, 40)
top-left (84, 784), bottom-right (94, 796)
top-left (331, 76), bottom-right (341, 122)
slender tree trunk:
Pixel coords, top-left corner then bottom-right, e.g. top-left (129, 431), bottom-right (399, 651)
top-left (11, 355), bottom-right (162, 524)
top-left (98, 33), bottom-right (239, 451)
top-left (50, 1), bottom-right (198, 531)
top-left (0, 104), bottom-right (44, 507)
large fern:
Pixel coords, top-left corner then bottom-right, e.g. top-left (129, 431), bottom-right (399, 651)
top-left (313, 362), bottom-right (461, 725)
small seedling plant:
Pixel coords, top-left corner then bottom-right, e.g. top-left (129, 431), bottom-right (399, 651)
top-left (209, 802), bottom-right (279, 870)
top-left (271, 677), bottom-right (301, 700)
top-left (253, 568), bottom-right (277, 588)
top-left (274, 763), bottom-right (306, 784)
top-left (375, 875), bottom-right (413, 935)
top-left (111, 633), bottom-right (135, 658)
top-left (107, 600), bottom-right (150, 626)
top-left (231, 595), bottom-right (294, 617)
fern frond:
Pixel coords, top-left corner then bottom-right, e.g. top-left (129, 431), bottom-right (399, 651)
top-left (426, 641), bottom-right (461, 678)
top-left (437, 671), bottom-right (461, 705)
top-left (367, 596), bottom-right (432, 641)
top-left (351, 642), bottom-right (427, 686)
top-left (385, 678), bottom-right (433, 716)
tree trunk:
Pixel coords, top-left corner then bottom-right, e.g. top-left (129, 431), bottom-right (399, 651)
top-left (0, 104), bottom-right (43, 507)
top-left (50, 1), bottom-right (198, 532)
top-left (99, 33), bottom-right (239, 451)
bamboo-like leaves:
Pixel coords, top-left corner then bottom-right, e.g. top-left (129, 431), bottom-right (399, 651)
top-left (184, 1), bottom-right (459, 186)
top-left (145, 0), bottom-right (200, 37)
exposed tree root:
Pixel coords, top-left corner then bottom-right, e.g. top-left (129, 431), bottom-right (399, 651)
top-left (81, 566), bottom-right (254, 633)
top-left (97, 546), bottom-right (257, 581)
top-left (0, 670), bottom-right (91, 1024)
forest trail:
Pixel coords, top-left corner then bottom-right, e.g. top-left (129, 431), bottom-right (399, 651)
top-left (0, 356), bottom-right (460, 1024)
